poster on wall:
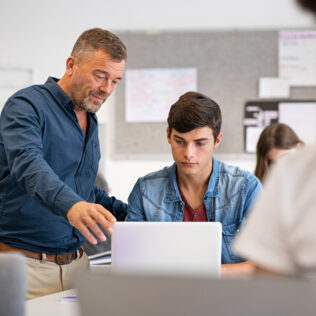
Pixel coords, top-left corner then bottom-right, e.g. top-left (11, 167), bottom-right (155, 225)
top-left (279, 31), bottom-right (316, 86)
top-left (244, 100), bottom-right (316, 153)
top-left (279, 102), bottom-right (316, 144)
top-left (125, 67), bottom-right (197, 123)
top-left (244, 101), bottom-right (279, 153)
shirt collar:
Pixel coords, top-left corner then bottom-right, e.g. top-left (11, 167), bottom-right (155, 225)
top-left (44, 77), bottom-right (98, 125)
top-left (44, 77), bottom-right (75, 111)
top-left (205, 157), bottom-right (219, 197)
top-left (165, 164), bottom-right (182, 202)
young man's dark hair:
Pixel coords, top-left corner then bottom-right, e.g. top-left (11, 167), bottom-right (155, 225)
top-left (71, 27), bottom-right (127, 62)
top-left (167, 91), bottom-right (222, 141)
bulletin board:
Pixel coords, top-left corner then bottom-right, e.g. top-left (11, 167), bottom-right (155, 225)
top-left (112, 30), bottom-right (316, 157)
top-left (244, 100), bottom-right (316, 153)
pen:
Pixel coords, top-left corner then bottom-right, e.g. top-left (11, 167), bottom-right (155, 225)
top-left (60, 295), bottom-right (78, 302)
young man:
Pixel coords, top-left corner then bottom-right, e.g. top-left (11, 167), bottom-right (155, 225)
top-left (0, 28), bottom-right (127, 299)
top-left (126, 92), bottom-right (262, 274)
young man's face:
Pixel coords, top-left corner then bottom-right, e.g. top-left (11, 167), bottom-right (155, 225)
top-left (167, 127), bottom-right (222, 178)
top-left (67, 49), bottom-right (125, 113)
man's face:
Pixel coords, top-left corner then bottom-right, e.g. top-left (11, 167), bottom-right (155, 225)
top-left (68, 49), bottom-right (125, 113)
top-left (167, 127), bottom-right (222, 178)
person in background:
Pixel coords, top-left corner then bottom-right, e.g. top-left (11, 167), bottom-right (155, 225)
top-left (254, 123), bottom-right (302, 183)
top-left (233, 0), bottom-right (316, 278)
top-left (0, 28), bottom-right (127, 299)
top-left (126, 91), bottom-right (262, 276)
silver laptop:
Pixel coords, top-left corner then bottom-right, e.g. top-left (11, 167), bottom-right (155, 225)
top-left (77, 273), bottom-right (316, 316)
top-left (111, 222), bottom-right (222, 278)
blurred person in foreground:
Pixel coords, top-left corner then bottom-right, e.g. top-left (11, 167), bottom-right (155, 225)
top-left (233, 0), bottom-right (316, 279)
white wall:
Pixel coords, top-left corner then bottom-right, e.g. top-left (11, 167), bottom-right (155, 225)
top-left (0, 0), bottom-right (314, 202)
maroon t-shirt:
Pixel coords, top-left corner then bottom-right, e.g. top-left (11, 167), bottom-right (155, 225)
top-left (179, 188), bottom-right (208, 222)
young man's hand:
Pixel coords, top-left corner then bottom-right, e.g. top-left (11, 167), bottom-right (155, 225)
top-left (67, 201), bottom-right (116, 244)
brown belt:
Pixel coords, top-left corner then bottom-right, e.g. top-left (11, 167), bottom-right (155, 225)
top-left (0, 242), bottom-right (84, 265)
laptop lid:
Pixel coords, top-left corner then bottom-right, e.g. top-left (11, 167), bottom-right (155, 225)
top-left (77, 273), bottom-right (316, 316)
top-left (111, 222), bottom-right (222, 278)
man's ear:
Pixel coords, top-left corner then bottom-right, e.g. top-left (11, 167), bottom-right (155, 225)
top-left (167, 127), bottom-right (171, 144)
top-left (65, 56), bottom-right (76, 76)
top-left (214, 132), bottom-right (223, 149)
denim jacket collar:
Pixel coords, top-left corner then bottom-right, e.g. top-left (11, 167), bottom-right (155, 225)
top-left (165, 158), bottom-right (219, 203)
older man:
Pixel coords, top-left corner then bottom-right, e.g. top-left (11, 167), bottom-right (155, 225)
top-left (0, 28), bottom-right (127, 299)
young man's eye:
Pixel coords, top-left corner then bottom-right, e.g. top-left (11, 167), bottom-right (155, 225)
top-left (197, 142), bottom-right (206, 147)
top-left (176, 140), bottom-right (183, 145)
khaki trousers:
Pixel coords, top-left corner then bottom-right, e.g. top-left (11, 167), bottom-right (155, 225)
top-left (26, 252), bottom-right (89, 300)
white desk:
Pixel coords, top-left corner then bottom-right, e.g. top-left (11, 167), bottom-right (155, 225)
top-left (90, 263), bottom-right (112, 274)
top-left (26, 264), bottom-right (111, 316)
top-left (26, 288), bottom-right (81, 316)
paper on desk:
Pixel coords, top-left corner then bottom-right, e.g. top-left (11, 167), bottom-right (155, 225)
top-left (259, 77), bottom-right (290, 98)
top-left (88, 250), bottom-right (111, 265)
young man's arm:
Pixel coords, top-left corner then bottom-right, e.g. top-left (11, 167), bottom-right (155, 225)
top-left (222, 174), bottom-right (263, 277)
top-left (125, 178), bottom-right (147, 221)
top-left (93, 185), bottom-right (127, 221)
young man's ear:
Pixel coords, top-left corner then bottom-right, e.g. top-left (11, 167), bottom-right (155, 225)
top-left (167, 127), bottom-right (171, 144)
top-left (214, 132), bottom-right (223, 149)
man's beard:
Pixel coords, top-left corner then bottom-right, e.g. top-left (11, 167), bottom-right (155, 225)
top-left (77, 99), bottom-right (102, 114)
top-left (74, 91), bottom-right (107, 114)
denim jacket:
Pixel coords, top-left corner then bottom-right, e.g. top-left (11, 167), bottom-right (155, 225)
top-left (126, 158), bottom-right (262, 264)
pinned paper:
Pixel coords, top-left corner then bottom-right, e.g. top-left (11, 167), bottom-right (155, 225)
top-left (259, 77), bottom-right (290, 98)
top-left (245, 126), bottom-right (264, 153)
top-left (125, 67), bottom-right (197, 122)
top-left (279, 102), bottom-right (316, 144)
top-left (279, 31), bottom-right (316, 86)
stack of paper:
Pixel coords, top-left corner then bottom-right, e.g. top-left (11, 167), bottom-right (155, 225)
top-left (88, 251), bottom-right (111, 265)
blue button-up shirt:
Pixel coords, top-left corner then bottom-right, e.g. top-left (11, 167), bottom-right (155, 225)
top-left (0, 77), bottom-right (126, 253)
top-left (126, 159), bottom-right (262, 263)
